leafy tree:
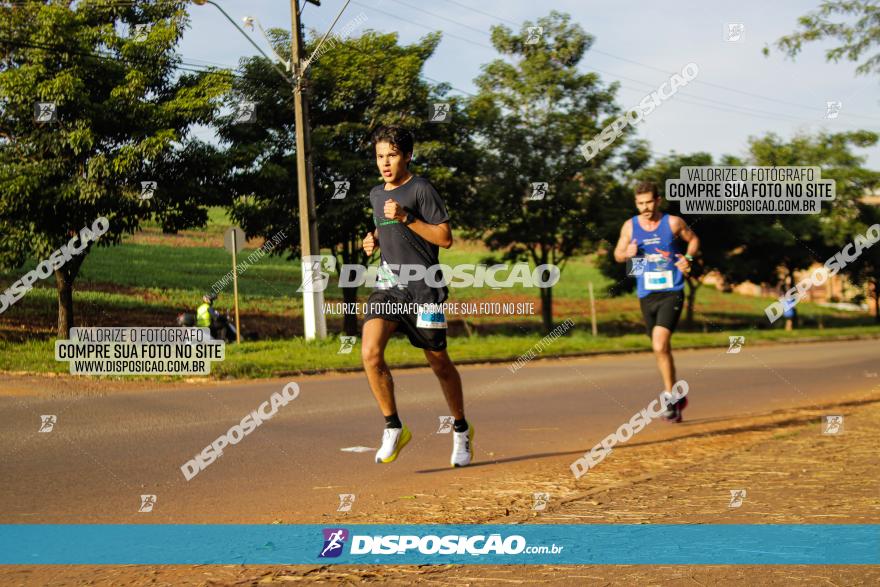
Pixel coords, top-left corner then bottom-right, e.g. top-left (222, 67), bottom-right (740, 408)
top-left (767, 0), bottom-right (880, 76)
top-left (722, 131), bottom-right (879, 325)
top-left (220, 29), bottom-right (479, 336)
top-left (0, 0), bottom-right (229, 336)
top-left (841, 202), bottom-right (880, 321)
top-left (469, 11), bottom-right (632, 333)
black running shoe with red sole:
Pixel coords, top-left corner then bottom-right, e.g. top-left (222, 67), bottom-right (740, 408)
top-left (673, 397), bottom-right (688, 423)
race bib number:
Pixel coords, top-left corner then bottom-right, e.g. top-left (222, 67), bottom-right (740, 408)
top-left (644, 270), bottom-right (673, 290)
top-left (416, 305), bottom-right (447, 329)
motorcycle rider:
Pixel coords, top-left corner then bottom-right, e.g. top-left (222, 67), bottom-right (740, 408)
top-left (196, 293), bottom-right (222, 338)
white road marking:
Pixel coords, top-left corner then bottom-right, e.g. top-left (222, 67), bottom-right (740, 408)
top-left (340, 446), bottom-right (376, 453)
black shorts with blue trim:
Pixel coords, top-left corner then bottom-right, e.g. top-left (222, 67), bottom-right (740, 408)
top-left (363, 289), bottom-right (447, 351)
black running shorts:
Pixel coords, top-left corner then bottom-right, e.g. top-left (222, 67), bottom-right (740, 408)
top-left (639, 290), bottom-right (685, 336)
top-left (363, 289), bottom-right (447, 351)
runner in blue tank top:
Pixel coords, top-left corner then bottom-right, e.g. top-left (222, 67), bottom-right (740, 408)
top-left (614, 181), bottom-right (701, 422)
top-left (632, 213), bottom-right (685, 298)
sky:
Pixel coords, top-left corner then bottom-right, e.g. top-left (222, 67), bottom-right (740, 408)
top-left (178, 0), bottom-right (880, 168)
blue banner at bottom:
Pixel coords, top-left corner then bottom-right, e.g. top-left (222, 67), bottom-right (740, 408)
top-left (0, 524), bottom-right (877, 565)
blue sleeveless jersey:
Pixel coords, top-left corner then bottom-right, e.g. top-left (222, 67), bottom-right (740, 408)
top-left (632, 214), bottom-right (685, 298)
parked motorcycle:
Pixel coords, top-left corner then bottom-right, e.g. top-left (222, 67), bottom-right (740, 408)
top-left (176, 310), bottom-right (239, 343)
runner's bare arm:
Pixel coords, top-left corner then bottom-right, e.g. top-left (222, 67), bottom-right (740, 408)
top-left (407, 220), bottom-right (453, 248)
top-left (613, 220), bottom-right (636, 262)
top-left (670, 216), bottom-right (700, 257)
top-left (670, 216), bottom-right (699, 273)
top-left (384, 198), bottom-right (453, 248)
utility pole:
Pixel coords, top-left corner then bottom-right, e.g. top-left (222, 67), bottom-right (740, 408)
top-left (290, 0), bottom-right (327, 340)
top-left (193, 0), bottom-right (328, 340)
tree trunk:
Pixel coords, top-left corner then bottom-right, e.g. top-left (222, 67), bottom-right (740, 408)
top-left (342, 285), bottom-right (358, 336)
top-left (55, 269), bottom-right (75, 338)
top-left (54, 253), bottom-right (86, 339)
top-left (535, 249), bottom-right (554, 334)
top-left (873, 278), bottom-right (879, 324)
top-left (539, 286), bottom-right (553, 334)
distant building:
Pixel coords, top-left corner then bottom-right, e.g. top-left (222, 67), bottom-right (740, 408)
top-left (700, 186), bottom-right (879, 315)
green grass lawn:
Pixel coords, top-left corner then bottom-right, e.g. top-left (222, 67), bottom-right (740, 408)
top-left (1, 206), bottom-right (877, 376)
top-left (4, 325), bottom-right (879, 380)
top-left (79, 242), bottom-right (301, 300)
top-left (0, 227), bottom-right (623, 336)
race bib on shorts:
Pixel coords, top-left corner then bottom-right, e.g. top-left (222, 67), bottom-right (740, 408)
top-left (644, 270), bottom-right (673, 290)
top-left (416, 305), bottom-right (447, 329)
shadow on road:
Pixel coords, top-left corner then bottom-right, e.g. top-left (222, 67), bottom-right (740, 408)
top-left (413, 395), bottom-right (880, 474)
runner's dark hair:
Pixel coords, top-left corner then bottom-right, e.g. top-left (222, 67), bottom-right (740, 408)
top-left (371, 125), bottom-right (414, 157)
top-left (635, 181), bottom-right (659, 198)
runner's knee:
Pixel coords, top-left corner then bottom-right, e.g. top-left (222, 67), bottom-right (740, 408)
top-left (435, 361), bottom-right (457, 379)
top-left (361, 343), bottom-right (386, 370)
top-left (426, 351), bottom-right (456, 377)
top-left (652, 337), bottom-right (670, 354)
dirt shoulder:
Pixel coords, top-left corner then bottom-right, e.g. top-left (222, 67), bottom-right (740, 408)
top-left (3, 384), bottom-right (878, 585)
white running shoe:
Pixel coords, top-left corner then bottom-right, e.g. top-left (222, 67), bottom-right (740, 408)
top-left (375, 424), bottom-right (411, 464)
top-left (450, 424), bottom-right (474, 467)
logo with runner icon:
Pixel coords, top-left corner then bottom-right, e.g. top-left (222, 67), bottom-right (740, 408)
top-left (727, 336), bottom-right (745, 354)
top-left (436, 416), bottom-right (454, 434)
top-left (728, 489), bottom-right (746, 509)
top-left (429, 102), bottom-right (450, 123)
top-left (533, 492), bottom-right (550, 511)
top-left (822, 415), bottom-right (843, 435)
top-left (39, 415), bottom-right (57, 433)
top-left (332, 181), bottom-right (350, 200)
top-left (138, 494), bottom-right (157, 513)
top-left (525, 26), bottom-right (543, 45)
top-left (338, 336), bottom-right (356, 354)
top-left (319, 528), bottom-right (349, 558)
top-left (528, 182), bottom-right (548, 201)
top-left (337, 493), bottom-right (356, 512)
top-left (628, 257), bottom-right (646, 276)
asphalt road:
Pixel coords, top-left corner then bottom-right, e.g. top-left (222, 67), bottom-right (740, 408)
top-left (1, 339), bottom-right (876, 524)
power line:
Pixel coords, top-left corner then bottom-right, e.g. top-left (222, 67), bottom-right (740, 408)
top-left (303, 0), bottom-right (354, 72)
top-left (352, 2), bottom-right (830, 125)
top-left (2, 0), bottom-right (140, 5)
top-left (593, 66), bottom-right (856, 126)
top-left (357, 1), bottom-right (880, 185)
top-left (350, 0), bottom-right (494, 51)
top-left (2, 3), bottom-right (477, 99)
top-left (440, 0), bottom-right (514, 26)
top-left (389, 0), bottom-right (488, 38)
top-left (0, 29), bottom-right (476, 112)
top-left (436, 0), bottom-right (880, 123)
top-left (11, 0), bottom-right (879, 123)
top-left (589, 48), bottom-right (880, 122)
top-left (0, 37), bottom-right (269, 84)
top-left (420, 74), bottom-right (475, 98)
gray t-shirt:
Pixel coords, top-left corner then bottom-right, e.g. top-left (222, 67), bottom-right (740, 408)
top-left (369, 176), bottom-right (450, 304)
